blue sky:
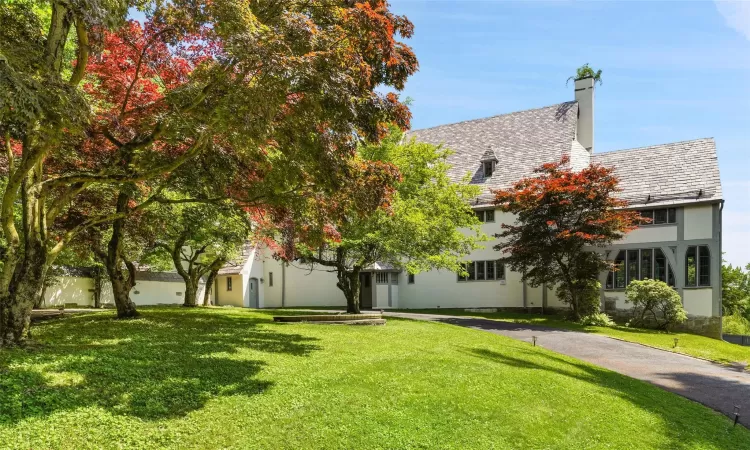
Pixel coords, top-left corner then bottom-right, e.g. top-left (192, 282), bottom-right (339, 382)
top-left (389, 0), bottom-right (750, 267)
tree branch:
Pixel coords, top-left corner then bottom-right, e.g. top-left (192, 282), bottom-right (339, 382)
top-left (68, 17), bottom-right (89, 87)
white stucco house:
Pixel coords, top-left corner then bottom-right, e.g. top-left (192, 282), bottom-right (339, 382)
top-left (44, 77), bottom-right (724, 336)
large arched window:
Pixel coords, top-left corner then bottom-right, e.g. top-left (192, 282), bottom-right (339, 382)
top-left (606, 248), bottom-right (675, 289)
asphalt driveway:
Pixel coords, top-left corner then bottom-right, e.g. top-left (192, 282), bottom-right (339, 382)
top-left (385, 311), bottom-right (750, 427)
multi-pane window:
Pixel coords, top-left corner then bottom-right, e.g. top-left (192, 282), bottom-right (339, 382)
top-left (475, 209), bottom-right (495, 223)
top-left (391, 273), bottom-right (399, 285)
top-left (457, 260), bottom-right (506, 282)
top-left (637, 208), bottom-right (677, 225)
top-left (685, 245), bottom-right (711, 287)
top-left (375, 272), bottom-right (390, 284)
top-left (606, 248), bottom-right (676, 289)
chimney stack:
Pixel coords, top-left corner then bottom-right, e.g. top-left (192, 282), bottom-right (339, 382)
top-left (574, 77), bottom-right (595, 153)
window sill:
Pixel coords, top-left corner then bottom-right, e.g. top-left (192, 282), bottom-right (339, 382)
top-left (683, 286), bottom-right (713, 290)
top-left (457, 279), bottom-right (507, 284)
top-left (637, 223), bottom-right (677, 228)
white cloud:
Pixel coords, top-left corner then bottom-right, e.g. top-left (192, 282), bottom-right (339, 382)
top-left (715, 1), bottom-right (750, 41)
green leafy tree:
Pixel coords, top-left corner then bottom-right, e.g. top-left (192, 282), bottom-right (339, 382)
top-left (493, 157), bottom-right (641, 320)
top-left (0, 0), bottom-right (417, 345)
top-left (147, 203), bottom-right (249, 307)
top-left (722, 262), bottom-right (750, 317)
top-left (297, 129), bottom-right (484, 313)
top-left (626, 279), bottom-right (687, 330)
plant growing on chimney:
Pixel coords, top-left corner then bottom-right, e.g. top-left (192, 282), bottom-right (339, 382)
top-left (568, 63), bottom-right (603, 85)
top-left (493, 157), bottom-right (641, 320)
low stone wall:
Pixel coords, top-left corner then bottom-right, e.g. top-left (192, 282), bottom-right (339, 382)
top-left (605, 307), bottom-right (722, 339)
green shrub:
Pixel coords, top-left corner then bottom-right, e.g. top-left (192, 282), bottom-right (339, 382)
top-left (578, 312), bottom-right (615, 327)
top-left (556, 279), bottom-right (601, 320)
top-left (626, 279), bottom-right (687, 330)
top-left (723, 312), bottom-right (750, 335)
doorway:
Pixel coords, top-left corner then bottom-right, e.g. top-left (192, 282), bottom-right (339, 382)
top-left (359, 273), bottom-right (373, 309)
top-left (249, 277), bottom-right (259, 308)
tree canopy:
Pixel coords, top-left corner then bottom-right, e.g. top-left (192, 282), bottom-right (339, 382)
top-left (0, 0), bottom-right (418, 346)
top-left (297, 129), bottom-right (484, 313)
top-left (493, 157), bottom-right (640, 319)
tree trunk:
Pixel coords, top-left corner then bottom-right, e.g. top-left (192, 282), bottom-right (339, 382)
top-left (93, 267), bottom-right (103, 308)
top-left (0, 243), bottom-right (48, 346)
top-left (203, 269), bottom-right (219, 306)
top-left (0, 168), bottom-right (51, 346)
top-left (336, 267), bottom-right (361, 314)
top-left (183, 278), bottom-right (198, 307)
top-left (99, 192), bottom-right (138, 318)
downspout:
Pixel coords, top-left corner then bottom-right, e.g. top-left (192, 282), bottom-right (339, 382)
top-left (719, 200), bottom-right (724, 335)
top-left (281, 262), bottom-right (286, 308)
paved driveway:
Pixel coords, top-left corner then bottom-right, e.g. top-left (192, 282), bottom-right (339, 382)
top-left (385, 311), bottom-right (750, 427)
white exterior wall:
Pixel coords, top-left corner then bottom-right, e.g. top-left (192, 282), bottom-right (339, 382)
top-left (43, 277), bottom-right (95, 307)
top-left (283, 263), bottom-right (346, 307)
top-left (247, 247), bottom-right (266, 308)
top-left (131, 280), bottom-right (193, 305)
top-left (262, 254), bottom-right (284, 308)
top-left (618, 225), bottom-right (677, 245)
top-left (684, 204), bottom-right (713, 240)
top-left (683, 288), bottom-right (714, 317)
top-left (374, 284), bottom-right (390, 308)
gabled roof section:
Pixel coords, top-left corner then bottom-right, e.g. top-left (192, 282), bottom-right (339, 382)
top-left (591, 138), bottom-right (722, 208)
top-left (218, 241), bottom-right (255, 275)
top-left (406, 102), bottom-right (579, 204)
top-left (479, 146), bottom-right (498, 162)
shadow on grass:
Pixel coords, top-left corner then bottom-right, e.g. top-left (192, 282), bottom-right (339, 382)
top-left (466, 346), bottom-right (750, 438)
top-left (0, 308), bottom-right (320, 423)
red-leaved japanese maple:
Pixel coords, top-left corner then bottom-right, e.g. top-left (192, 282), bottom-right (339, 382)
top-left (493, 157), bottom-right (641, 319)
top-left (0, 0), bottom-right (417, 346)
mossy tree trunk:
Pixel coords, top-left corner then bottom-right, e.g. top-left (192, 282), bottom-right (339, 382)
top-left (96, 192), bottom-right (139, 319)
top-left (337, 267), bottom-right (361, 314)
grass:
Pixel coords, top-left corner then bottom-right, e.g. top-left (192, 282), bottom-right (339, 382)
top-left (0, 307), bottom-right (748, 449)
top-left (398, 309), bottom-right (750, 368)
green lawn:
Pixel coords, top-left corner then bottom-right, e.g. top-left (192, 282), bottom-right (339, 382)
top-left (1, 308), bottom-right (748, 449)
top-left (398, 309), bottom-right (750, 369)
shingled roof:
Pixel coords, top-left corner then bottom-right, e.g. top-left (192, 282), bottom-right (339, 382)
top-left (406, 102), bottom-right (579, 205)
top-left (592, 138), bottom-right (722, 208)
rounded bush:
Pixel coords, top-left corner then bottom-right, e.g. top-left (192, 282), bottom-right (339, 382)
top-left (625, 279), bottom-right (687, 330)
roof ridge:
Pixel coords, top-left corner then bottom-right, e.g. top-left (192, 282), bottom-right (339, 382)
top-left (594, 137), bottom-right (715, 156)
top-left (408, 101), bottom-right (578, 133)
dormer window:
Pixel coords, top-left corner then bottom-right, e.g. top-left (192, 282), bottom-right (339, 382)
top-left (483, 160), bottom-right (496, 178)
top-left (480, 145), bottom-right (499, 179)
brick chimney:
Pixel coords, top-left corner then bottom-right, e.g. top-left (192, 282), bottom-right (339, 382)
top-left (574, 77), bottom-right (595, 153)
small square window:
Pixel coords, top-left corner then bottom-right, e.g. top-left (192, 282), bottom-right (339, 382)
top-left (653, 209), bottom-right (667, 224)
top-left (667, 208), bottom-right (677, 223)
top-left (476, 210), bottom-right (485, 222)
top-left (484, 210), bottom-right (495, 222)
